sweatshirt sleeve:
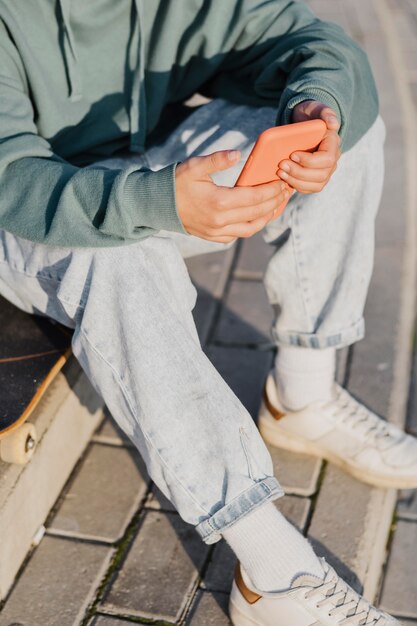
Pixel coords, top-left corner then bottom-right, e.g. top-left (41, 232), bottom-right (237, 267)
top-left (199, 0), bottom-right (379, 151)
top-left (0, 37), bottom-right (185, 248)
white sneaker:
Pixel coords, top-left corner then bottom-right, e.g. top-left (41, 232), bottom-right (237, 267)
top-left (229, 559), bottom-right (402, 626)
top-left (259, 373), bottom-right (417, 489)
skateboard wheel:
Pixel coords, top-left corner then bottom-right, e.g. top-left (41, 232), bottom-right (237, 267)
top-left (0, 423), bottom-right (37, 464)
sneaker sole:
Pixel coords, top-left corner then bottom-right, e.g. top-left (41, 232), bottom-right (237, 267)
top-left (229, 598), bottom-right (259, 626)
top-left (259, 400), bottom-right (417, 489)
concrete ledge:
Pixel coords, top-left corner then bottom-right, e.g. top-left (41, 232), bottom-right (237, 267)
top-left (0, 358), bottom-right (103, 601)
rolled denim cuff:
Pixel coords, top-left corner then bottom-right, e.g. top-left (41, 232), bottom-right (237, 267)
top-left (272, 317), bottom-right (365, 350)
top-left (196, 477), bottom-right (284, 545)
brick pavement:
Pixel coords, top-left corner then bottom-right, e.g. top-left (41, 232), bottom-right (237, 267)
top-left (0, 1), bottom-right (416, 624)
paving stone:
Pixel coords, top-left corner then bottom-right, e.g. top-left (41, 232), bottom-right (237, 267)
top-left (186, 250), bottom-right (234, 298)
top-left (397, 490), bottom-right (417, 521)
top-left (192, 285), bottom-right (220, 346)
top-left (186, 590), bottom-right (230, 625)
top-left (348, 246), bottom-right (403, 420)
top-left (203, 541), bottom-right (236, 594)
top-left (308, 0), bottom-right (351, 34)
top-left (89, 616), bottom-right (134, 625)
top-left (308, 465), bottom-right (379, 592)
top-left (268, 445), bottom-right (322, 497)
top-left (375, 138), bottom-right (407, 247)
top-left (350, 0), bottom-right (385, 49)
top-left (278, 495), bottom-right (312, 533)
top-left (403, 42), bottom-right (417, 74)
top-left (235, 232), bottom-right (275, 275)
top-left (392, 8), bottom-right (417, 51)
top-left (214, 280), bottom-right (274, 346)
top-left (145, 484), bottom-right (177, 513)
top-left (93, 411), bottom-right (133, 447)
top-left (336, 347), bottom-right (350, 386)
top-left (0, 536), bottom-right (113, 626)
top-left (379, 520), bottom-right (417, 618)
top-left (48, 444), bottom-right (149, 542)
top-left (186, 249), bottom-right (235, 344)
top-left (207, 346), bottom-right (273, 419)
top-left (358, 0), bottom-right (407, 245)
top-left (101, 511), bottom-right (210, 622)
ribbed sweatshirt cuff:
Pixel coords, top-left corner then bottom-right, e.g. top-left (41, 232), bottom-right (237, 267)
top-left (277, 87), bottom-right (345, 143)
top-left (123, 162), bottom-right (187, 235)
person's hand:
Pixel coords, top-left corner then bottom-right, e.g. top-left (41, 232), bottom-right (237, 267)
top-left (277, 100), bottom-right (342, 194)
top-left (175, 150), bottom-right (290, 243)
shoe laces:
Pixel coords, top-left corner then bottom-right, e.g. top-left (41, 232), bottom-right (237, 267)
top-left (303, 565), bottom-right (387, 625)
top-left (330, 386), bottom-right (402, 449)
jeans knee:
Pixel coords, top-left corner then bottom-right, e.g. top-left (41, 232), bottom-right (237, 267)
top-left (65, 237), bottom-right (198, 322)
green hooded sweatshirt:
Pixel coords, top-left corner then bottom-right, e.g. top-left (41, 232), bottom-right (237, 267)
top-left (0, 0), bottom-right (378, 248)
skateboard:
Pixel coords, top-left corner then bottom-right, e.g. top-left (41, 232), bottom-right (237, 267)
top-left (0, 296), bottom-right (72, 464)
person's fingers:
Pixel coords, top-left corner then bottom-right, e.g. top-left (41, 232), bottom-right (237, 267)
top-left (212, 213), bottom-right (272, 239)
top-left (278, 162), bottom-right (331, 184)
top-left (277, 128), bottom-right (341, 191)
top-left (269, 207), bottom-right (282, 222)
top-left (290, 131), bottom-right (341, 168)
top-left (189, 149), bottom-right (241, 177)
top-left (317, 131), bottom-right (341, 157)
top-left (288, 151), bottom-right (334, 169)
top-left (202, 192), bottom-right (292, 241)
top-left (292, 99), bottom-right (340, 132)
top-left (275, 172), bottom-right (325, 193)
top-left (318, 107), bottom-right (340, 131)
top-left (214, 179), bottom-right (286, 211)
top-left (204, 235), bottom-right (238, 243)
top-left (221, 190), bottom-right (289, 225)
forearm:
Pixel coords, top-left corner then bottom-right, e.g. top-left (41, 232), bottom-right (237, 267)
top-left (0, 146), bottom-right (184, 248)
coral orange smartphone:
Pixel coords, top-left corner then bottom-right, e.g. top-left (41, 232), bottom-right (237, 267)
top-left (235, 119), bottom-right (327, 216)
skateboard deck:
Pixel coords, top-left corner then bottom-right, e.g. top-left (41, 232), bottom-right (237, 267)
top-left (0, 296), bottom-right (72, 464)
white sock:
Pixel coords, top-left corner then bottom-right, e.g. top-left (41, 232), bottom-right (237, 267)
top-left (275, 345), bottom-right (336, 411)
top-left (223, 502), bottom-right (324, 592)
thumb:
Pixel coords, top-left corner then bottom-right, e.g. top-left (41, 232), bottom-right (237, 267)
top-left (293, 100), bottom-right (340, 131)
top-left (194, 149), bottom-right (241, 177)
top-left (319, 107), bottom-right (340, 131)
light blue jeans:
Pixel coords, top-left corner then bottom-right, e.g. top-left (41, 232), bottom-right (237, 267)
top-left (0, 100), bottom-right (385, 543)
